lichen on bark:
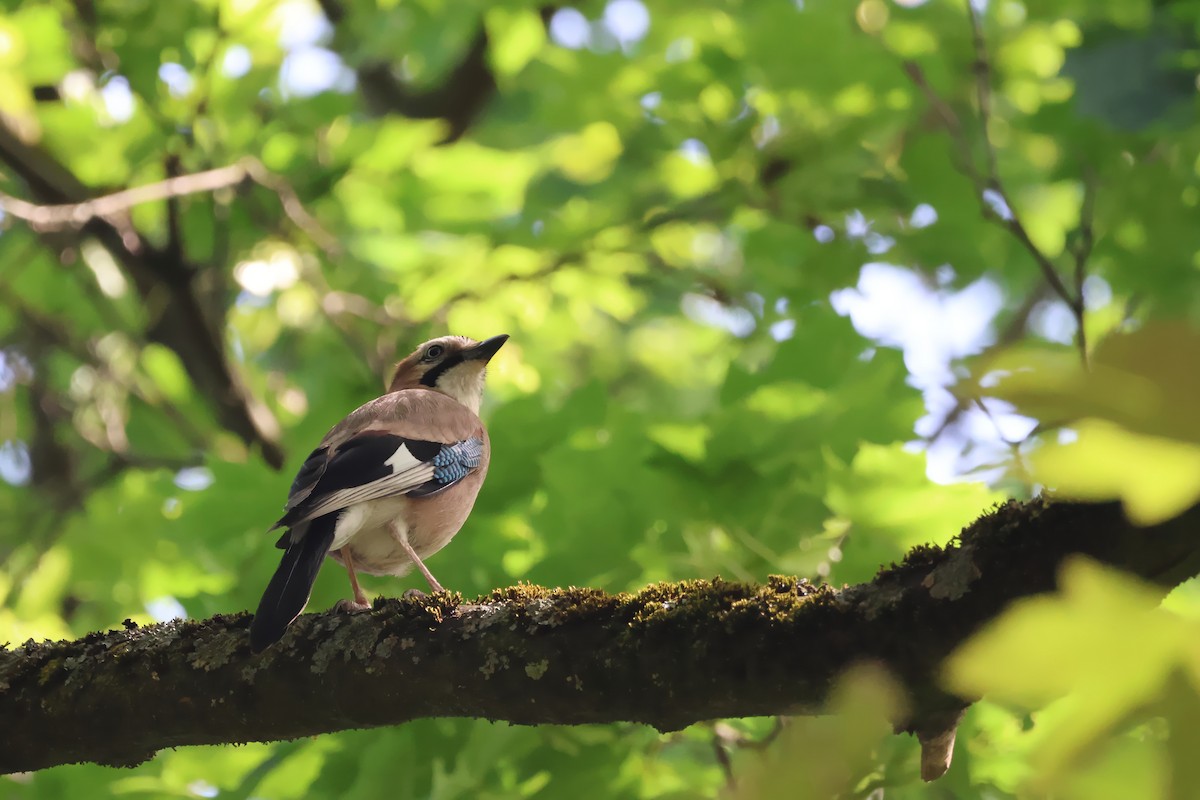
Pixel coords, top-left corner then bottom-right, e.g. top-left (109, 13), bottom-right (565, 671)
top-left (2, 497), bottom-right (1198, 776)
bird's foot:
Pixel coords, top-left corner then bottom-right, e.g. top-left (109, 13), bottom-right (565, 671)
top-left (333, 598), bottom-right (372, 613)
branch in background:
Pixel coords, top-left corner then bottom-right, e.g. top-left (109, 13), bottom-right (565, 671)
top-left (902, 5), bottom-right (1097, 370)
top-left (0, 123), bottom-right (350, 468)
top-left (240, 159), bottom-right (341, 255)
top-left (964, 1), bottom-right (1092, 367)
top-left (712, 718), bottom-right (786, 791)
top-left (965, 6), bottom-right (1000, 185)
top-left (4, 498), bottom-right (1200, 777)
top-left (924, 283), bottom-right (1051, 448)
top-left (901, 61), bottom-right (1075, 307)
top-left (239, 193), bottom-right (382, 380)
top-left (317, 1), bottom-right (555, 143)
top-left (963, 4), bottom-right (1081, 316)
top-left (162, 154), bottom-right (185, 264)
top-left (1, 449), bottom-right (204, 581)
top-left (3, 290), bottom-right (210, 453)
top-left (0, 290), bottom-right (209, 556)
top-left (0, 158), bottom-right (333, 249)
top-left (356, 32), bottom-right (495, 144)
top-left (899, 62), bottom-right (985, 186)
top-left (0, 121), bottom-right (284, 467)
top-left (1072, 169), bottom-right (1097, 366)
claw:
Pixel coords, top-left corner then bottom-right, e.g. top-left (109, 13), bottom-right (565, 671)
top-left (333, 598), bottom-right (372, 613)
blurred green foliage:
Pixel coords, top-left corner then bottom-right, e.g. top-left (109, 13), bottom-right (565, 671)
top-left (1, 0), bottom-right (1199, 796)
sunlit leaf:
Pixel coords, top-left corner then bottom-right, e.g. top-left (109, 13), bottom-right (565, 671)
top-left (1033, 419), bottom-right (1200, 525)
top-left (947, 558), bottom-right (1189, 779)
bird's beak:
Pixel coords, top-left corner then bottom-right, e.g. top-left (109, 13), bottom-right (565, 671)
top-left (463, 334), bottom-right (509, 363)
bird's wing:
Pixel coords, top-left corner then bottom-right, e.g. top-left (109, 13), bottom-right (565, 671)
top-left (273, 391), bottom-right (486, 531)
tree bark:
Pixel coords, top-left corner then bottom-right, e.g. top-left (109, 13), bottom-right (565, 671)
top-left (0, 120), bottom-right (285, 468)
top-left (2, 497), bottom-right (1198, 775)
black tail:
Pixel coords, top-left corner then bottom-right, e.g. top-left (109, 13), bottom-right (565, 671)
top-left (249, 515), bottom-right (337, 652)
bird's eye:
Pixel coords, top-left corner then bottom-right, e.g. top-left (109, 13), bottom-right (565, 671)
top-left (423, 344), bottom-right (445, 362)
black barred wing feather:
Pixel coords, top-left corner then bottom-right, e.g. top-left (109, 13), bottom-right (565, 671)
top-left (405, 438), bottom-right (485, 497)
top-left (273, 431), bottom-right (485, 529)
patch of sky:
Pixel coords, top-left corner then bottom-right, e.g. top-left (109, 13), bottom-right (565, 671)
top-left (549, 1), bottom-right (650, 52)
top-left (831, 261), bottom-right (1034, 483)
top-left (100, 75), bottom-right (135, 123)
top-left (223, 45), bottom-right (253, 79)
top-left (280, 48), bottom-right (356, 97)
top-left (0, 440), bottom-right (31, 486)
top-left (682, 293), bottom-right (756, 337)
top-left (158, 63), bottom-right (194, 97)
top-left (550, 9), bottom-right (590, 49)
top-left (174, 467), bottom-right (215, 492)
top-left (146, 596), bottom-right (188, 623)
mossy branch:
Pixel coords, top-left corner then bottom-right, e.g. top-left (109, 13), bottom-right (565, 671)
top-left (3, 498), bottom-right (1199, 776)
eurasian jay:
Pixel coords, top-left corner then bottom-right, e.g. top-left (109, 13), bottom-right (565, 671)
top-left (249, 334), bottom-right (507, 652)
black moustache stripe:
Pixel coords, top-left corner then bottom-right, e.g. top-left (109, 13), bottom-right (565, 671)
top-left (420, 352), bottom-right (466, 387)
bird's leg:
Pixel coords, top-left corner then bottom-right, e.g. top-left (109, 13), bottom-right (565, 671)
top-left (388, 521), bottom-right (446, 593)
top-left (333, 548), bottom-right (371, 612)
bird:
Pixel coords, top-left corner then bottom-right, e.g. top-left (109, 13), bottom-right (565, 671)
top-left (249, 333), bottom-right (507, 652)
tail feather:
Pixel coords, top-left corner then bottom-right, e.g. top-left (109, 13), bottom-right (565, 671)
top-left (249, 514), bottom-right (337, 652)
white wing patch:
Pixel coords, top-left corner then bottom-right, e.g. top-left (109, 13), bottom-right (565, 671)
top-left (385, 442), bottom-right (422, 473)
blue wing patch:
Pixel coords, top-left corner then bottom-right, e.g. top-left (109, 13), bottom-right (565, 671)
top-left (409, 437), bottom-right (484, 497)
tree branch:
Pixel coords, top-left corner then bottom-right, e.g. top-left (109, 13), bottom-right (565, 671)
top-left (0, 161), bottom-right (246, 229)
top-left (355, 35), bottom-right (493, 144)
top-left (3, 498), bottom-right (1198, 776)
top-left (0, 127), bottom-right (344, 468)
top-left (0, 158), bottom-right (335, 253)
top-left (902, 1), bottom-right (1099, 355)
top-left (317, 1), bottom-right (555, 143)
top-left (1072, 168), bottom-right (1096, 367)
top-left (0, 122), bottom-right (286, 467)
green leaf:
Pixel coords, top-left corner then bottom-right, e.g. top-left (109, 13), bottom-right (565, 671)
top-left (947, 557), bottom-right (1187, 780)
top-left (485, 8), bottom-right (546, 79)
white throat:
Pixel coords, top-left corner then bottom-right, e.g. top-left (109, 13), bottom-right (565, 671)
top-left (435, 365), bottom-right (486, 414)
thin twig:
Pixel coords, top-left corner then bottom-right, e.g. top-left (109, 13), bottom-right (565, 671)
top-left (903, 7), bottom-right (1080, 313)
top-left (240, 194), bottom-right (378, 379)
top-left (975, 0), bottom-right (1093, 369)
top-left (1074, 178), bottom-right (1096, 292)
top-left (190, 3), bottom-right (226, 121)
top-left (0, 158), bottom-right (341, 256)
top-left (226, 741), bottom-right (305, 800)
top-left (739, 716), bottom-right (787, 750)
top-left (1000, 212), bottom-right (1076, 305)
top-left (2, 289), bottom-right (209, 450)
top-left (923, 283), bottom-right (1049, 445)
top-left (711, 717), bottom-right (788, 792)
top-left (971, 397), bottom-right (1022, 448)
top-left (713, 733), bottom-right (736, 792)
top-left (1072, 170), bottom-right (1096, 367)
top-left (966, 4), bottom-right (999, 183)
top-left (901, 62), bottom-right (984, 187)
top-left (0, 162), bottom-right (249, 229)
top-left (241, 160), bottom-right (342, 256)
top-left (964, 2), bottom-right (1077, 309)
